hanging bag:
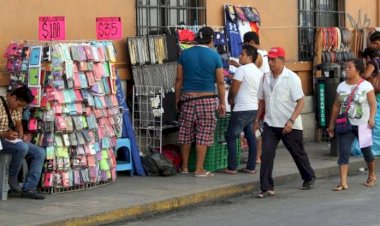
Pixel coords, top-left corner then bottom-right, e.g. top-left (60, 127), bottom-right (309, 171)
top-left (335, 79), bottom-right (363, 134)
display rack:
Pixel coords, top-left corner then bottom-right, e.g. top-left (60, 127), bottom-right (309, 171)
top-left (133, 85), bottom-right (164, 154)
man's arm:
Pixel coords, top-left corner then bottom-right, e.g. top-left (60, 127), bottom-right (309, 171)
top-left (175, 64), bottom-right (184, 111)
top-left (283, 97), bottom-right (304, 134)
top-left (216, 68), bottom-right (226, 117)
top-left (228, 79), bottom-right (242, 108)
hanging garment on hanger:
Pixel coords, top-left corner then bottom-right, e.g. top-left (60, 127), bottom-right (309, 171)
top-left (226, 19), bottom-right (242, 58)
top-left (165, 28), bottom-right (179, 62)
top-left (237, 19), bottom-right (252, 42)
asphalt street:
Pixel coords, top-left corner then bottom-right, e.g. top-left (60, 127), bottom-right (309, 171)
top-left (114, 168), bottom-right (380, 226)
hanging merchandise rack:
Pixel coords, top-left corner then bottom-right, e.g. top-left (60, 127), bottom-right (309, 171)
top-left (133, 85), bottom-right (164, 154)
top-left (3, 40), bottom-right (123, 193)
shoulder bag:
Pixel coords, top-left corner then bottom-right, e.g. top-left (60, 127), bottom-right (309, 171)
top-left (335, 79), bottom-right (364, 134)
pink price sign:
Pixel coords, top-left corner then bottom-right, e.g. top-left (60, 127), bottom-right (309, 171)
top-left (39, 16), bottom-right (66, 41)
top-left (96, 17), bottom-right (122, 40)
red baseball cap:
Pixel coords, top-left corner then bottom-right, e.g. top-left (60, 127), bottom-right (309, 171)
top-left (267, 47), bottom-right (286, 59)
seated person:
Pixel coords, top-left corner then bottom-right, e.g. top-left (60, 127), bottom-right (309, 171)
top-left (0, 86), bottom-right (45, 199)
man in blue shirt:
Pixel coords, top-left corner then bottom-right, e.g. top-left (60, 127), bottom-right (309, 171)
top-left (175, 26), bottom-right (226, 177)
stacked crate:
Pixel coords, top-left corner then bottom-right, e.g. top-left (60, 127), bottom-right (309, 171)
top-left (188, 113), bottom-right (241, 172)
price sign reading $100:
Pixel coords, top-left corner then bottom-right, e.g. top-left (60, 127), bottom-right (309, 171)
top-left (96, 17), bottom-right (122, 40)
top-left (39, 16), bottom-right (66, 41)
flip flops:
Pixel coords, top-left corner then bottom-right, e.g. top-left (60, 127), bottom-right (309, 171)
top-left (179, 169), bottom-right (189, 174)
top-left (194, 171), bottom-right (214, 177)
top-left (222, 168), bottom-right (238, 175)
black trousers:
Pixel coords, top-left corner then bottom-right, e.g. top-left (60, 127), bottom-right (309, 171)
top-left (260, 123), bottom-right (315, 192)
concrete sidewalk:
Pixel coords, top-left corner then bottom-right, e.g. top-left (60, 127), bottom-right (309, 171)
top-left (0, 142), bottom-right (372, 226)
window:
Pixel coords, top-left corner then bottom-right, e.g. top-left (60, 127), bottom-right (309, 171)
top-left (298, 0), bottom-right (345, 61)
top-left (136, 0), bottom-right (207, 35)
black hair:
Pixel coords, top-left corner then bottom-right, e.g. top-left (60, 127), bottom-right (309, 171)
top-left (347, 58), bottom-right (365, 74)
top-left (10, 85), bottom-right (34, 104)
top-left (370, 31), bottom-right (380, 42)
top-left (243, 32), bottom-right (260, 45)
top-left (241, 44), bottom-right (258, 63)
top-left (195, 26), bottom-right (214, 45)
top-left (362, 47), bottom-right (380, 59)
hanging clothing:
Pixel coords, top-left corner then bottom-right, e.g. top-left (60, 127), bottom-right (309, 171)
top-left (226, 20), bottom-right (242, 58)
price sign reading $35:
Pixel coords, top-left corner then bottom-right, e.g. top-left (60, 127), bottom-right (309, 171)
top-left (96, 17), bottom-right (122, 40)
top-left (39, 16), bottom-right (66, 41)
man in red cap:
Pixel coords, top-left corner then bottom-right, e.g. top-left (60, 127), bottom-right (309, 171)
top-left (254, 47), bottom-right (316, 198)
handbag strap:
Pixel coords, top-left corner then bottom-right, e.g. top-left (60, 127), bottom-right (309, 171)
top-left (0, 96), bottom-right (15, 130)
top-left (345, 78), bottom-right (364, 112)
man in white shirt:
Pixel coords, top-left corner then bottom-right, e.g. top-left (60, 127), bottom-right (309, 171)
top-left (224, 45), bottom-right (263, 174)
top-left (254, 47), bottom-right (316, 198)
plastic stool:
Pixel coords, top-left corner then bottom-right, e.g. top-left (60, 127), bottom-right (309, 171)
top-left (0, 153), bottom-right (11, 201)
top-left (114, 138), bottom-right (133, 176)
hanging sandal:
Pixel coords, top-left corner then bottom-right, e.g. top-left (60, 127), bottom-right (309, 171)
top-left (364, 177), bottom-right (376, 187)
top-left (333, 184), bottom-right (348, 191)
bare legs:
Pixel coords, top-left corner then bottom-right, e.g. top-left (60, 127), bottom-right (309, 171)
top-left (180, 143), bottom-right (208, 175)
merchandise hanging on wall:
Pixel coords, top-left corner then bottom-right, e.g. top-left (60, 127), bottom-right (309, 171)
top-left (223, 4), bottom-right (261, 59)
top-left (3, 40), bottom-right (126, 193)
top-left (313, 27), bottom-right (355, 66)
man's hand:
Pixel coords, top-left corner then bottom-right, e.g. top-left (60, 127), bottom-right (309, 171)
top-left (282, 121), bottom-right (293, 134)
top-left (5, 130), bottom-right (19, 140)
top-left (218, 104), bottom-right (226, 117)
top-left (228, 59), bottom-right (240, 68)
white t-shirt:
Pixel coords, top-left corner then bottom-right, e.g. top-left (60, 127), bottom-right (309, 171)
top-left (336, 80), bottom-right (374, 126)
top-left (257, 67), bottom-right (304, 130)
top-left (233, 63), bottom-right (263, 111)
top-left (257, 49), bottom-right (270, 74)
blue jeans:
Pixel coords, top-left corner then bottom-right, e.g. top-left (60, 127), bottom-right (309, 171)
top-left (337, 126), bottom-right (375, 165)
top-left (1, 139), bottom-right (45, 191)
top-left (225, 110), bottom-right (257, 170)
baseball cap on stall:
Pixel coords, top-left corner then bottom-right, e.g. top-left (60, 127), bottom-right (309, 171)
top-left (267, 47), bottom-right (286, 59)
top-left (195, 26), bottom-right (214, 44)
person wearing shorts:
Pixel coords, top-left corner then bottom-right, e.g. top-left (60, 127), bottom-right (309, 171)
top-left (175, 26), bottom-right (226, 177)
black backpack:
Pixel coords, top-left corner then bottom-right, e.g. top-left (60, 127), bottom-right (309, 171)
top-left (141, 150), bottom-right (177, 176)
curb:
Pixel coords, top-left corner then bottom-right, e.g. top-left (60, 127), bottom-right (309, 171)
top-left (40, 159), bottom-right (369, 226)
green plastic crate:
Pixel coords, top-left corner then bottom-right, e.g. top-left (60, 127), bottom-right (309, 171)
top-left (213, 113), bottom-right (231, 144)
top-left (188, 139), bottom-right (240, 172)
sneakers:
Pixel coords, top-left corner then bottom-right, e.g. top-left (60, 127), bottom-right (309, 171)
top-left (257, 190), bottom-right (275, 198)
top-left (8, 177), bottom-right (22, 193)
top-left (300, 177), bottom-right (316, 190)
top-left (21, 190), bottom-right (45, 200)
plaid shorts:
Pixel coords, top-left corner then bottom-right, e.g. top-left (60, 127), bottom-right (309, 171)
top-left (178, 94), bottom-right (217, 146)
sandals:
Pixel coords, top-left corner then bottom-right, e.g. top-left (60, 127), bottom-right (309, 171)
top-left (179, 168), bottom-right (189, 174)
top-left (364, 177), bottom-right (376, 187)
top-left (333, 184), bottom-right (348, 191)
top-left (256, 190), bottom-right (275, 198)
top-left (240, 168), bottom-right (257, 174)
top-left (221, 168), bottom-right (237, 175)
top-left (194, 171), bottom-right (214, 177)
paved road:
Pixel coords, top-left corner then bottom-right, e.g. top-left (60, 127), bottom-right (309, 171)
top-left (113, 169), bottom-right (380, 226)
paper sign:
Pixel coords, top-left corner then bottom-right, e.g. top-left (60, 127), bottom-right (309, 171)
top-left (39, 16), bottom-right (66, 41)
top-left (96, 17), bottom-right (122, 40)
top-left (359, 124), bottom-right (373, 148)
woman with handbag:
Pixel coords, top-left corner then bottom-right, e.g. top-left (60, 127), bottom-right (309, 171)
top-left (327, 59), bottom-right (377, 191)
